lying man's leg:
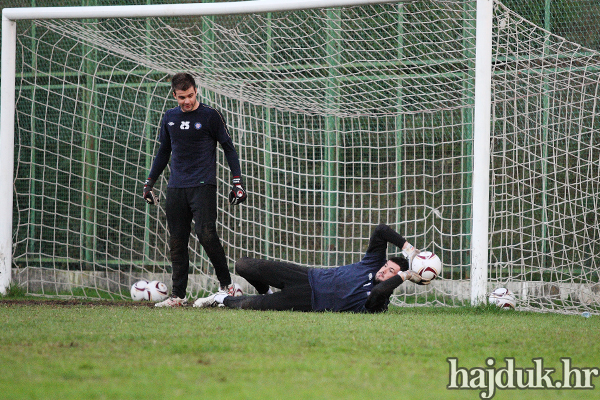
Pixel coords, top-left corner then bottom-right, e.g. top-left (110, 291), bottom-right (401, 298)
top-left (222, 282), bottom-right (313, 311)
top-left (235, 257), bottom-right (310, 294)
top-left (194, 257), bottom-right (313, 311)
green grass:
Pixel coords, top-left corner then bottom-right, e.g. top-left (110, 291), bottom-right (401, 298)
top-left (1, 301), bottom-right (599, 400)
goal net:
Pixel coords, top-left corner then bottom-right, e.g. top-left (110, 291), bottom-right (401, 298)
top-left (6, 0), bottom-right (600, 313)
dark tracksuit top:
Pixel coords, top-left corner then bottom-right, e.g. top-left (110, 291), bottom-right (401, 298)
top-left (308, 224), bottom-right (408, 313)
top-left (148, 103), bottom-right (241, 185)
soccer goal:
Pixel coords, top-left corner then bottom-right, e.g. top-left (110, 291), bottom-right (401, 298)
top-left (2, 0), bottom-right (599, 314)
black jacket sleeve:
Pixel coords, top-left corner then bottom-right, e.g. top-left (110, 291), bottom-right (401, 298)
top-left (363, 224), bottom-right (409, 313)
top-left (211, 109), bottom-right (242, 178)
top-left (148, 116), bottom-right (171, 181)
top-left (366, 223), bottom-right (407, 254)
top-left (364, 274), bottom-right (404, 313)
top-left (148, 139), bottom-right (171, 181)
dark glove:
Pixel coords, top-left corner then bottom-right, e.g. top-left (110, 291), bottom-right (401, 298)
top-left (143, 178), bottom-right (159, 205)
top-left (228, 177), bottom-right (247, 205)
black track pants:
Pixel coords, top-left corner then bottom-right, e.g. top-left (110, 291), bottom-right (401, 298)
top-left (166, 185), bottom-right (231, 298)
top-left (223, 257), bottom-right (313, 311)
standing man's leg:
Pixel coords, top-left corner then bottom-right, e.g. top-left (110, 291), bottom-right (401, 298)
top-left (166, 188), bottom-right (193, 299)
top-left (189, 185), bottom-right (232, 289)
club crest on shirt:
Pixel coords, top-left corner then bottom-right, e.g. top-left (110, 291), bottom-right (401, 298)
top-left (195, 122), bottom-right (202, 129)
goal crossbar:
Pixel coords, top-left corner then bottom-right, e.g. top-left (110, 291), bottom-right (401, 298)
top-left (2, 0), bottom-right (403, 20)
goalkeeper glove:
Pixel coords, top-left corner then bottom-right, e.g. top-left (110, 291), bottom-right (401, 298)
top-left (228, 176), bottom-right (247, 205)
top-left (143, 178), bottom-right (159, 205)
top-left (399, 270), bottom-right (430, 286)
top-left (402, 244), bottom-right (420, 269)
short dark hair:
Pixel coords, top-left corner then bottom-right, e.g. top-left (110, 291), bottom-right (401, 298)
top-left (389, 256), bottom-right (409, 271)
top-left (171, 72), bottom-right (197, 93)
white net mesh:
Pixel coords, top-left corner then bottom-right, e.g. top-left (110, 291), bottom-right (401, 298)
top-left (489, 2), bottom-right (600, 313)
top-left (10, 0), bottom-right (600, 313)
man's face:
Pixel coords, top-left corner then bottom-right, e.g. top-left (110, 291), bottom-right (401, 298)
top-left (173, 86), bottom-right (198, 112)
top-left (375, 259), bottom-right (402, 283)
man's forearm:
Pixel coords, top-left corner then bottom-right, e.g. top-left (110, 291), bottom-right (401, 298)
top-left (365, 274), bottom-right (404, 313)
top-left (148, 142), bottom-right (170, 180)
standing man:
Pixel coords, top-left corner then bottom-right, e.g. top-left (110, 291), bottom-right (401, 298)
top-left (143, 72), bottom-right (247, 307)
top-left (193, 224), bottom-right (429, 313)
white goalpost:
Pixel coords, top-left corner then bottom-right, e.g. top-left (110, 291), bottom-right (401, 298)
top-left (2, 0), bottom-right (599, 314)
top-left (1, 15), bottom-right (17, 295)
top-left (470, 0), bottom-right (493, 305)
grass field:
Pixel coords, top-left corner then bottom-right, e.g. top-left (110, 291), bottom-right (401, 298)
top-left (1, 298), bottom-right (599, 400)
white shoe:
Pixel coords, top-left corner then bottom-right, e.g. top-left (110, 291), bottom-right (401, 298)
top-left (222, 283), bottom-right (243, 297)
top-left (193, 291), bottom-right (226, 308)
top-left (154, 296), bottom-right (188, 307)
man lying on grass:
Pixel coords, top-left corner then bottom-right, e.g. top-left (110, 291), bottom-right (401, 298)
top-left (193, 224), bottom-right (429, 313)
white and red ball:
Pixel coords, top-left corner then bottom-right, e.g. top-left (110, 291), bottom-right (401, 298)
top-left (228, 283), bottom-right (243, 297)
top-left (411, 251), bottom-right (442, 280)
top-left (130, 280), bottom-right (149, 301)
top-left (488, 287), bottom-right (516, 309)
top-left (145, 280), bottom-right (169, 302)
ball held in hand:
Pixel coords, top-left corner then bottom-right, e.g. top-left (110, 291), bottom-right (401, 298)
top-left (410, 251), bottom-right (442, 281)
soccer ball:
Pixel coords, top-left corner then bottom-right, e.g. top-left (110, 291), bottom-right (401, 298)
top-left (229, 283), bottom-right (243, 297)
top-left (130, 280), bottom-right (149, 301)
top-left (411, 251), bottom-right (442, 280)
top-left (145, 280), bottom-right (169, 302)
top-left (488, 287), bottom-right (516, 309)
